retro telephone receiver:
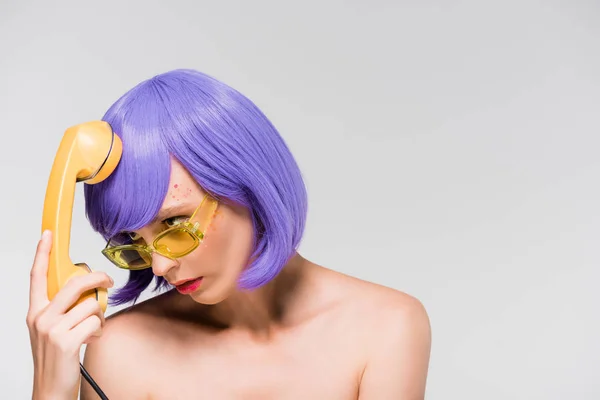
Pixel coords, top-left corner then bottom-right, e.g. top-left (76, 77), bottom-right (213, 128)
top-left (41, 120), bottom-right (122, 400)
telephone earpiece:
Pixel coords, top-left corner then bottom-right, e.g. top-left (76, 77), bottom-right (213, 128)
top-left (41, 121), bottom-right (122, 313)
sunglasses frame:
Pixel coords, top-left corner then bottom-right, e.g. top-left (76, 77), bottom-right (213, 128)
top-left (101, 194), bottom-right (218, 270)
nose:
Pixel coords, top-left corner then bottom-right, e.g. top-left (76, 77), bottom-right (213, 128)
top-left (151, 252), bottom-right (178, 277)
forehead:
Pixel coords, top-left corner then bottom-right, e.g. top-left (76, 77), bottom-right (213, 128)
top-left (160, 159), bottom-right (204, 207)
top-left (168, 159), bottom-right (196, 185)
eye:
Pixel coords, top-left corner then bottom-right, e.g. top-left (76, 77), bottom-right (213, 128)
top-left (164, 215), bottom-right (188, 227)
top-left (109, 232), bottom-right (135, 246)
top-left (128, 231), bottom-right (142, 241)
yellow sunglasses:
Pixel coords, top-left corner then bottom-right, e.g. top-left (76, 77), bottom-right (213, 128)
top-left (101, 194), bottom-right (219, 270)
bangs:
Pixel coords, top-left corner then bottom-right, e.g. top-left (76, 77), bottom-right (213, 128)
top-left (84, 81), bottom-right (173, 239)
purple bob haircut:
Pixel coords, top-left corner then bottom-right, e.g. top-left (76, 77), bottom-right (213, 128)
top-left (84, 69), bottom-right (308, 306)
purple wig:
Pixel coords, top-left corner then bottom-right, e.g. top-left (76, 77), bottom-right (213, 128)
top-left (84, 69), bottom-right (308, 306)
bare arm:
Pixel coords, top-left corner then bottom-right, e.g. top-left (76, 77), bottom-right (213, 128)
top-left (358, 297), bottom-right (432, 399)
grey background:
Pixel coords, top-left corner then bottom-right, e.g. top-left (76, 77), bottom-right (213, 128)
top-left (1, 0), bottom-right (599, 398)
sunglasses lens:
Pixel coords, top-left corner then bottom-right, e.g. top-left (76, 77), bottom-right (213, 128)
top-left (155, 228), bottom-right (198, 257)
top-left (105, 247), bottom-right (152, 270)
top-left (102, 197), bottom-right (213, 270)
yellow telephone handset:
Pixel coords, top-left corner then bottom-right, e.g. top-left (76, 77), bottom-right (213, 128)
top-left (41, 121), bottom-right (122, 313)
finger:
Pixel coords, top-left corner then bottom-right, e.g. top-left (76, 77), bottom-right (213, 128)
top-left (68, 315), bottom-right (102, 347)
top-left (55, 297), bottom-right (106, 333)
top-left (44, 271), bottom-right (113, 316)
top-left (28, 230), bottom-right (52, 314)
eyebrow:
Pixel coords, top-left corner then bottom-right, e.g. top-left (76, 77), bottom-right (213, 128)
top-left (151, 204), bottom-right (190, 224)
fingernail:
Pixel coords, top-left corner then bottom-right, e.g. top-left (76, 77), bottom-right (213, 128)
top-left (41, 230), bottom-right (50, 239)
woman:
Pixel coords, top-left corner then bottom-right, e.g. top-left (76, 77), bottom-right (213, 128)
top-left (27, 69), bottom-right (431, 399)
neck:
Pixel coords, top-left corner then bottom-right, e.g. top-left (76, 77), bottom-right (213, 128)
top-left (169, 252), bottom-right (313, 338)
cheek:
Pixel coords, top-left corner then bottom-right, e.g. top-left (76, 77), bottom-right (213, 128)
top-left (198, 208), bottom-right (254, 270)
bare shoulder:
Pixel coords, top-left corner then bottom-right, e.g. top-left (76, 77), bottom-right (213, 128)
top-left (350, 274), bottom-right (432, 352)
top-left (80, 293), bottom-right (171, 399)
top-left (314, 264), bottom-right (431, 329)
top-left (313, 265), bottom-right (432, 398)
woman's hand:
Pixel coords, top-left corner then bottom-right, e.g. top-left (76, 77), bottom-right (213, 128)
top-left (26, 230), bottom-right (113, 399)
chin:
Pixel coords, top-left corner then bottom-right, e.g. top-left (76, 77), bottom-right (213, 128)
top-left (188, 279), bottom-right (234, 305)
top-left (189, 292), bottom-right (225, 305)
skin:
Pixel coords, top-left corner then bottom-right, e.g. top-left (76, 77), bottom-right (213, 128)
top-left (78, 159), bottom-right (432, 399)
